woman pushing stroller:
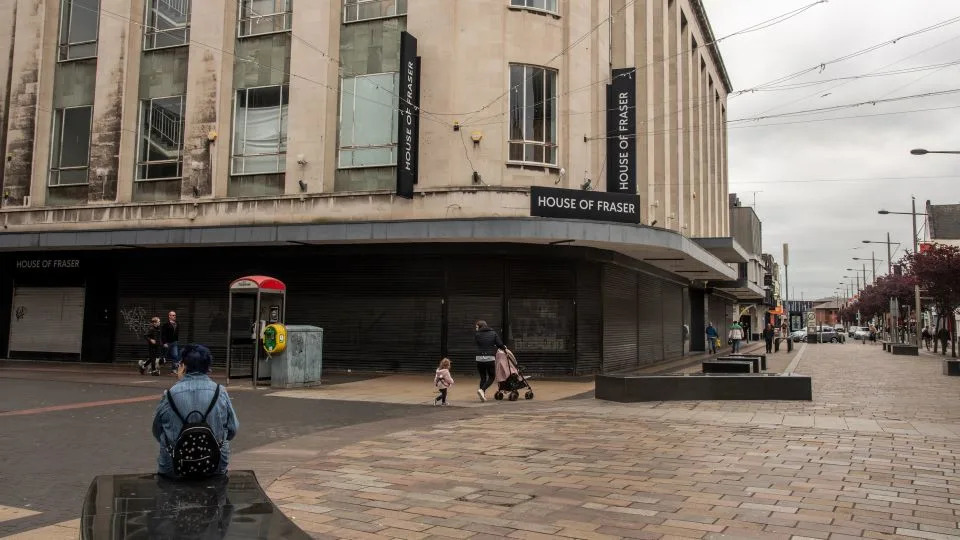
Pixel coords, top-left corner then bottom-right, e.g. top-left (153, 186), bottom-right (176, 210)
top-left (474, 320), bottom-right (505, 402)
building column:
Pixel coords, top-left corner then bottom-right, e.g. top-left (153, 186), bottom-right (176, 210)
top-left (181, 0), bottom-right (234, 199)
top-left (87, 0), bottom-right (134, 203)
top-left (650, 0), bottom-right (666, 229)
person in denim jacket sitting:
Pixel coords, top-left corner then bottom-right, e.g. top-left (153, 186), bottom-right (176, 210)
top-left (152, 344), bottom-right (239, 478)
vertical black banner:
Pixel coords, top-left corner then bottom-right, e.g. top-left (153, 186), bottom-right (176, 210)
top-left (397, 31), bottom-right (420, 199)
top-left (606, 67), bottom-right (637, 193)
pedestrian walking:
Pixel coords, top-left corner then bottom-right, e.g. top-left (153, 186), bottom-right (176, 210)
top-left (161, 311), bottom-right (180, 374)
top-left (139, 317), bottom-right (162, 376)
top-left (869, 323), bottom-right (877, 344)
top-left (728, 322), bottom-right (744, 353)
top-left (434, 357), bottom-right (454, 406)
top-left (763, 323), bottom-right (775, 354)
top-left (705, 322), bottom-right (718, 354)
top-left (922, 327), bottom-right (933, 351)
top-left (474, 320), bottom-right (505, 402)
top-left (937, 326), bottom-right (950, 356)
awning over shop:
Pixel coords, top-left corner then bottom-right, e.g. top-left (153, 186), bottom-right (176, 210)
top-left (0, 218), bottom-right (738, 281)
top-left (692, 236), bottom-right (749, 263)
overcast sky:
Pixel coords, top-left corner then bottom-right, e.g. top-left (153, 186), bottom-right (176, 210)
top-left (701, 0), bottom-right (960, 301)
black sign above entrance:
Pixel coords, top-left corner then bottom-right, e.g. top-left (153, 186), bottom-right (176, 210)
top-left (530, 186), bottom-right (641, 224)
top-left (606, 67), bottom-right (637, 194)
top-left (396, 31), bottom-right (421, 200)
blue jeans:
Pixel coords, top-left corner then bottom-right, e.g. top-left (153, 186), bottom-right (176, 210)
top-left (165, 342), bottom-right (180, 368)
top-left (732, 339), bottom-right (741, 353)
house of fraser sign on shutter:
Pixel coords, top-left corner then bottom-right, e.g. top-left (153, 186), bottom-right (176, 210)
top-left (15, 259), bottom-right (80, 269)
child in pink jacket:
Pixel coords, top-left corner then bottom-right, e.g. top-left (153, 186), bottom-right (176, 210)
top-left (434, 358), bottom-right (454, 406)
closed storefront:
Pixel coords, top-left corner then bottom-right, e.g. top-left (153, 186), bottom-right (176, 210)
top-left (637, 273), bottom-right (663, 365)
top-left (661, 282), bottom-right (685, 360)
top-left (9, 287), bottom-right (85, 358)
top-left (708, 295), bottom-right (732, 338)
top-left (602, 265), bottom-right (638, 372)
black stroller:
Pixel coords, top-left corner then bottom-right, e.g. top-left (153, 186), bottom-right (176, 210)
top-left (493, 349), bottom-right (534, 401)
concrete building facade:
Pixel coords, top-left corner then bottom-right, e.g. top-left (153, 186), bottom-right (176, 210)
top-left (0, 0), bottom-right (744, 375)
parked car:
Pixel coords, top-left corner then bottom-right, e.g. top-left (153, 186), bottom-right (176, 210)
top-left (789, 329), bottom-right (807, 342)
top-left (847, 326), bottom-right (862, 337)
top-left (809, 326), bottom-right (845, 343)
top-left (853, 328), bottom-right (871, 340)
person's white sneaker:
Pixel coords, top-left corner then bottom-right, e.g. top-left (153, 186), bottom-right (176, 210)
top-left (477, 388), bottom-right (486, 402)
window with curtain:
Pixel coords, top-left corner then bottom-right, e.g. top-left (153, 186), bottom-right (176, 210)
top-left (58, 0), bottom-right (100, 61)
top-left (238, 0), bottom-right (292, 38)
top-left (232, 85), bottom-right (289, 175)
top-left (509, 64), bottom-right (558, 166)
top-left (143, 0), bottom-right (191, 50)
top-left (136, 96), bottom-right (185, 181)
top-left (510, 0), bottom-right (558, 13)
top-left (338, 73), bottom-right (399, 168)
top-left (342, 0), bottom-right (407, 23)
top-left (49, 106), bottom-right (93, 186)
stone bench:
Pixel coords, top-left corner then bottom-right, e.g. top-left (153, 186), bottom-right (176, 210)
top-left (724, 354), bottom-right (767, 371)
top-left (890, 344), bottom-right (919, 356)
top-left (81, 470), bottom-right (309, 539)
top-left (596, 373), bottom-right (813, 402)
top-left (703, 359), bottom-right (754, 373)
top-left (944, 359), bottom-right (960, 376)
top-left (882, 341), bottom-right (890, 351)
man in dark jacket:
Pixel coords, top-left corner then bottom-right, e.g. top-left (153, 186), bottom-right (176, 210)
top-left (161, 311), bottom-right (181, 373)
top-left (474, 320), bottom-right (505, 402)
top-left (139, 317), bottom-right (162, 376)
top-left (938, 326), bottom-right (950, 356)
top-left (763, 324), bottom-right (775, 354)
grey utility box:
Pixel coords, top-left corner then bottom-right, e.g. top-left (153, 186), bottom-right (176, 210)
top-left (270, 326), bottom-right (323, 389)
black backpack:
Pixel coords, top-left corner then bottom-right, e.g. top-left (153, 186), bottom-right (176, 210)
top-left (165, 386), bottom-right (223, 479)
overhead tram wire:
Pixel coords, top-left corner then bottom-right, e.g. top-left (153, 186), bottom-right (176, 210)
top-left (460, 0), bottom-right (828, 129)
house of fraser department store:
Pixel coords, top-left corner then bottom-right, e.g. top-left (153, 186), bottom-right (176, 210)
top-left (0, 0), bottom-right (763, 373)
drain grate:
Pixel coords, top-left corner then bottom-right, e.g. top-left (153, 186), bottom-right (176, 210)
top-left (481, 446), bottom-right (547, 458)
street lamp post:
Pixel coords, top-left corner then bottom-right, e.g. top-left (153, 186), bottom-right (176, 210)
top-left (910, 148), bottom-right (960, 155)
top-left (853, 252), bottom-right (877, 284)
top-left (862, 234), bottom-right (897, 275)
top-left (878, 198), bottom-right (930, 349)
top-left (845, 270), bottom-right (861, 293)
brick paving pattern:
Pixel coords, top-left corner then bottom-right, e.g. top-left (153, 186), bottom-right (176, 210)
top-left (265, 342), bottom-right (960, 539)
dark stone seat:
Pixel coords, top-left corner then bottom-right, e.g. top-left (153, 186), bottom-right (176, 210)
top-left (702, 359), bottom-right (753, 373)
top-left (723, 354), bottom-right (767, 371)
top-left (890, 344), bottom-right (919, 356)
top-left (81, 470), bottom-right (309, 540)
top-left (944, 359), bottom-right (960, 376)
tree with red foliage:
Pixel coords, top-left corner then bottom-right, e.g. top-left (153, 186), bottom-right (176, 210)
top-left (903, 244), bottom-right (960, 356)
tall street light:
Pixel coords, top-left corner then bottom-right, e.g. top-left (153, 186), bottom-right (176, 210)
top-left (853, 253), bottom-right (877, 284)
top-left (862, 233), bottom-right (898, 274)
top-left (911, 148), bottom-right (960, 155)
top-left (880, 194), bottom-right (931, 349)
top-left (847, 267), bottom-right (867, 291)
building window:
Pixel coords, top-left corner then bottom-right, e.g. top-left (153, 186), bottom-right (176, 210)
top-left (343, 0), bottom-right (407, 23)
top-left (49, 106), bottom-right (93, 186)
top-left (510, 0), bottom-right (558, 14)
top-left (232, 85), bottom-right (289, 175)
top-left (136, 96), bottom-right (185, 181)
top-left (238, 0), bottom-right (292, 38)
top-left (144, 0), bottom-right (191, 50)
top-left (509, 64), bottom-right (558, 166)
top-left (58, 0), bottom-right (100, 61)
top-left (338, 73), bottom-right (399, 168)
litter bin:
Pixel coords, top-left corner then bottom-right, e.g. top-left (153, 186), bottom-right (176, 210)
top-left (269, 326), bottom-right (323, 389)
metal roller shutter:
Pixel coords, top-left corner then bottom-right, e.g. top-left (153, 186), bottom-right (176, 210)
top-left (637, 274), bottom-right (662, 365)
top-left (661, 282), bottom-right (684, 360)
top-left (288, 256), bottom-right (443, 372)
top-left (507, 260), bottom-right (576, 375)
top-left (446, 258), bottom-right (504, 371)
top-left (8, 287), bottom-right (85, 356)
top-left (602, 265), bottom-right (638, 373)
top-left (708, 296), bottom-right (731, 340)
top-left (575, 262), bottom-right (602, 375)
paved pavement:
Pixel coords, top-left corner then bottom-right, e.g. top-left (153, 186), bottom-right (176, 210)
top-left (252, 341), bottom-right (960, 539)
top-left (4, 342), bottom-right (960, 539)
